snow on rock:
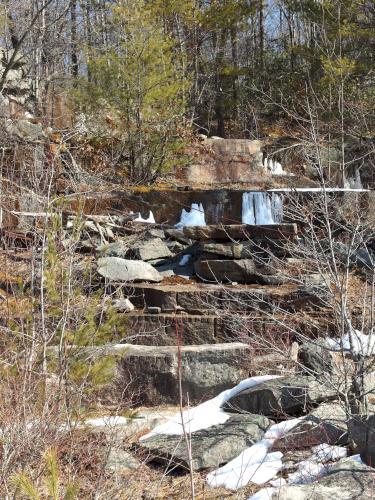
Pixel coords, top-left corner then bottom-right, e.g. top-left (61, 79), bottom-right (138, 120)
top-left (248, 487), bottom-right (275, 500)
top-left (140, 375), bottom-right (280, 440)
top-left (207, 418), bottom-right (301, 490)
top-left (325, 330), bottom-right (375, 356)
top-left (287, 459), bottom-right (329, 485)
top-left (286, 443), bottom-right (347, 485)
top-left (207, 440), bottom-right (283, 489)
top-left (176, 203), bottom-right (206, 228)
top-left (312, 443), bottom-right (347, 463)
top-left (134, 211), bottom-right (156, 223)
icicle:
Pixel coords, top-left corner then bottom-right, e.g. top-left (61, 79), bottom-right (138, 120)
top-left (242, 192), bottom-right (283, 225)
top-left (134, 211), bottom-right (156, 223)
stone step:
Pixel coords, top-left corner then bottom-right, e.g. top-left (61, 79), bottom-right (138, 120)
top-left (183, 223), bottom-right (298, 242)
top-left (125, 311), bottom-right (324, 345)
top-left (129, 282), bottom-right (324, 314)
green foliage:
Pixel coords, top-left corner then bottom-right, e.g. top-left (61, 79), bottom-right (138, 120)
top-left (12, 448), bottom-right (79, 500)
top-left (76, 0), bottom-right (190, 182)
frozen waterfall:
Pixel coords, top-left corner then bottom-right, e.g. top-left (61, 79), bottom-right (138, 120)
top-left (242, 192), bottom-right (283, 225)
top-left (176, 203), bottom-right (206, 227)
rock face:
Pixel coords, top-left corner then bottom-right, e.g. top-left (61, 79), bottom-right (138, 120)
top-left (348, 414), bottom-right (375, 465)
top-left (195, 259), bottom-right (256, 282)
top-left (181, 138), bottom-right (264, 185)
top-left (97, 257), bottom-right (163, 282)
top-left (272, 459), bottom-right (375, 499)
top-left (118, 343), bottom-right (249, 405)
top-left (139, 413), bottom-right (271, 471)
top-left (223, 376), bottom-right (337, 417)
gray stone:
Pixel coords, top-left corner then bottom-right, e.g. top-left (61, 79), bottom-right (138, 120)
top-left (165, 228), bottom-right (192, 246)
top-left (105, 448), bottom-right (141, 472)
top-left (199, 242), bottom-right (243, 259)
top-left (145, 228), bottom-right (165, 239)
top-left (224, 375), bottom-right (338, 418)
top-left (97, 257), bottom-right (163, 282)
top-left (272, 459), bottom-right (375, 499)
top-left (139, 413), bottom-right (271, 471)
top-left (299, 342), bottom-right (334, 376)
top-left (348, 414), bottom-right (375, 465)
top-left (275, 402), bottom-right (348, 449)
top-left (118, 343), bottom-right (249, 405)
top-left (97, 241), bottom-right (128, 258)
top-left (132, 238), bottom-right (172, 261)
top-left (6, 119), bottom-right (46, 141)
top-left (112, 298), bottom-right (135, 313)
top-left (195, 259), bottom-right (256, 283)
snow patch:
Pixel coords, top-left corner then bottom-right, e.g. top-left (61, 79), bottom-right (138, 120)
top-left (140, 375), bottom-right (280, 440)
top-left (207, 418), bottom-right (301, 490)
top-left (325, 330), bottom-right (375, 356)
top-left (207, 440), bottom-right (283, 489)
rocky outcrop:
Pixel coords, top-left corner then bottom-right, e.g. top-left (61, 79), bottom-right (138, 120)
top-left (180, 138), bottom-right (264, 185)
top-left (223, 375), bottom-right (337, 417)
top-left (139, 413), bottom-right (271, 471)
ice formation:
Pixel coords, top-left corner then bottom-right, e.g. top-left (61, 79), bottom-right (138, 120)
top-left (242, 192), bottom-right (283, 225)
top-left (344, 169), bottom-right (363, 190)
top-left (176, 202), bottom-right (206, 227)
top-left (263, 157), bottom-right (286, 176)
top-left (134, 211), bottom-right (156, 223)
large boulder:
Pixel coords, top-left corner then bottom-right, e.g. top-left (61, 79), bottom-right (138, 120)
top-left (139, 413), bottom-right (271, 471)
top-left (97, 257), bottom-right (163, 282)
top-left (348, 414), bottom-right (375, 465)
top-left (270, 458), bottom-right (375, 499)
top-left (223, 375), bottom-right (337, 418)
top-left (118, 343), bottom-right (249, 405)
